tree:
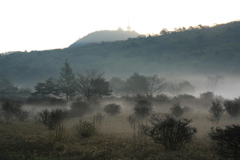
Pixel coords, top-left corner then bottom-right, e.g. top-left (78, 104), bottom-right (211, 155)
top-left (58, 60), bottom-right (76, 101)
top-left (76, 70), bottom-right (112, 101)
top-left (0, 78), bottom-right (18, 98)
top-left (167, 81), bottom-right (195, 96)
top-left (109, 77), bottom-right (125, 96)
top-left (124, 73), bottom-right (166, 96)
top-left (124, 72), bottom-right (148, 95)
top-left (207, 74), bottom-right (224, 92)
top-left (32, 77), bottom-right (60, 97)
top-left (208, 99), bottom-right (225, 123)
top-left (146, 75), bottom-right (166, 97)
top-left (224, 98), bottom-right (240, 118)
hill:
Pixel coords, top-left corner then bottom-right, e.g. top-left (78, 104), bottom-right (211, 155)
top-left (69, 29), bottom-right (140, 47)
top-left (0, 21), bottom-right (240, 86)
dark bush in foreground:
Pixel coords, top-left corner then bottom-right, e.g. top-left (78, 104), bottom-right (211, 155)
top-left (209, 124), bottom-right (240, 159)
top-left (134, 100), bottom-right (152, 119)
top-left (142, 115), bottom-right (197, 151)
top-left (224, 99), bottom-right (240, 118)
top-left (36, 109), bottom-right (68, 130)
top-left (73, 120), bottom-right (96, 138)
top-left (69, 100), bottom-right (90, 117)
top-left (104, 103), bottom-right (121, 116)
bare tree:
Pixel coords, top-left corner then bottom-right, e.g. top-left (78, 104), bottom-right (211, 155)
top-left (146, 75), bottom-right (166, 97)
top-left (207, 74), bottom-right (224, 92)
top-left (76, 70), bottom-right (112, 101)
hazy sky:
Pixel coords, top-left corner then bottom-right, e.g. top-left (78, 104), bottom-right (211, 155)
top-left (0, 0), bottom-right (239, 53)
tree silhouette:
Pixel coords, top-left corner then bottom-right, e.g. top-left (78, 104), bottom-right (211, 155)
top-left (32, 77), bottom-right (60, 97)
top-left (76, 70), bottom-right (111, 101)
top-left (58, 60), bottom-right (76, 101)
top-left (0, 78), bottom-right (18, 98)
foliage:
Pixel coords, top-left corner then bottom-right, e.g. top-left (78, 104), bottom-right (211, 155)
top-left (224, 98), bottom-right (240, 117)
top-left (69, 100), bottom-right (90, 117)
top-left (208, 99), bottom-right (224, 123)
top-left (72, 120), bottom-right (96, 138)
top-left (58, 59), bottom-right (76, 101)
top-left (103, 103), bottom-right (121, 116)
top-left (133, 99), bottom-right (152, 119)
top-left (124, 72), bottom-right (148, 95)
top-left (170, 103), bottom-right (189, 118)
top-left (209, 124), bottom-right (240, 159)
top-left (1, 99), bottom-right (28, 121)
top-left (167, 81), bottom-right (195, 96)
top-left (36, 109), bottom-right (68, 130)
top-left (142, 115), bottom-right (197, 151)
top-left (32, 77), bottom-right (60, 97)
top-left (76, 70), bottom-right (112, 101)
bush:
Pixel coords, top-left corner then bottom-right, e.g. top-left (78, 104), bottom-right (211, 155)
top-left (209, 124), bottom-right (240, 159)
top-left (224, 99), bottom-right (240, 118)
top-left (36, 109), bottom-right (68, 130)
top-left (208, 99), bottom-right (224, 123)
top-left (104, 103), bottom-right (121, 116)
top-left (170, 103), bottom-right (189, 118)
top-left (133, 100), bottom-right (152, 119)
top-left (69, 100), bottom-right (90, 117)
top-left (72, 120), bottom-right (96, 138)
top-left (1, 99), bottom-right (29, 121)
top-left (142, 115), bottom-right (197, 151)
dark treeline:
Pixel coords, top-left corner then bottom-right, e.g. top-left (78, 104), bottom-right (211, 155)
top-left (0, 21), bottom-right (240, 86)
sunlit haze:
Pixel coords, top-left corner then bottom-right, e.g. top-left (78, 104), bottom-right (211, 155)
top-left (0, 0), bottom-right (239, 53)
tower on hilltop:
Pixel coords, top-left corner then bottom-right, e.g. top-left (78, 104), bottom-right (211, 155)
top-left (126, 19), bottom-right (131, 31)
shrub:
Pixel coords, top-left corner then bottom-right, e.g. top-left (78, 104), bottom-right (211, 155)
top-left (224, 99), bottom-right (240, 118)
top-left (104, 103), bottom-right (121, 116)
top-left (133, 100), bottom-right (152, 119)
top-left (142, 115), bottom-right (197, 151)
top-left (208, 99), bottom-right (224, 123)
top-left (170, 103), bottom-right (188, 118)
top-left (36, 109), bottom-right (68, 130)
top-left (72, 120), bottom-right (96, 138)
top-left (69, 100), bottom-right (90, 118)
top-left (209, 124), bottom-right (240, 159)
top-left (1, 99), bottom-right (28, 121)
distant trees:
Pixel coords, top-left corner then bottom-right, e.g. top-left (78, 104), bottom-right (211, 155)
top-left (124, 73), bottom-right (166, 97)
top-left (0, 79), bottom-right (18, 98)
top-left (167, 81), bottom-right (195, 96)
top-left (207, 74), bottom-right (224, 92)
top-left (76, 70), bottom-right (112, 101)
top-left (58, 60), bottom-right (76, 101)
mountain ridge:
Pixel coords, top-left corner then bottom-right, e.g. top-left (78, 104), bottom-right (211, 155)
top-left (0, 20), bottom-right (240, 86)
top-left (69, 29), bottom-right (140, 48)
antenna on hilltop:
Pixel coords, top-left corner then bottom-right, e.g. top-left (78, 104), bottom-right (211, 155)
top-left (126, 19), bottom-right (131, 31)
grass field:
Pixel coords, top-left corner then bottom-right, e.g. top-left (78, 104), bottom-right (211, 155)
top-left (1, 107), bottom-right (237, 160)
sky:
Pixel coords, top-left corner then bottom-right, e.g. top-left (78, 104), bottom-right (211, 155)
top-left (0, 0), bottom-right (239, 53)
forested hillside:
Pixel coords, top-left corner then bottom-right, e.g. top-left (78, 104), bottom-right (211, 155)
top-left (0, 21), bottom-right (240, 86)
